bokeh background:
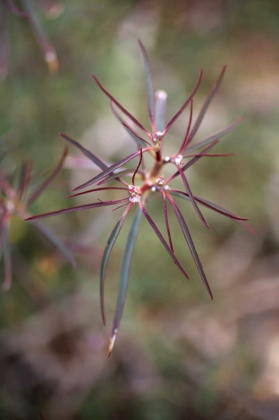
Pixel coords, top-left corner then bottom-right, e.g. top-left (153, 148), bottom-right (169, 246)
top-left (1, 0), bottom-right (279, 419)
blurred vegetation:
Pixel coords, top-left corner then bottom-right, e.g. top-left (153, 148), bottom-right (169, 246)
top-left (1, 0), bottom-right (279, 419)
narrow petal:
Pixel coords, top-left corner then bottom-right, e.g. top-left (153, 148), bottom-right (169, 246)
top-left (27, 147), bottom-right (68, 206)
top-left (167, 194), bottom-right (213, 300)
top-left (93, 75), bottom-right (152, 140)
top-left (100, 204), bottom-right (132, 326)
top-left (108, 205), bottom-right (142, 357)
top-left (187, 66), bottom-right (227, 145)
top-left (138, 39), bottom-right (155, 133)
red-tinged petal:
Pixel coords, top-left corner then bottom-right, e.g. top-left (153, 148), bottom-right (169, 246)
top-left (93, 75), bottom-right (152, 140)
top-left (167, 194), bottom-right (213, 300)
top-left (27, 146), bottom-right (68, 206)
top-left (187, 66), bottom-right (227, 146)
top-left (25, 198), bottom-right (130, 221)
top-left (139, 201), bottom-right (190, 279)
top-left (164, 69), bottom-right (203, 135)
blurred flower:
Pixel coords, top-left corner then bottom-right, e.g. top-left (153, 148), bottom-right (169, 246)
top-left (0, 0), bottom-right (63, 80)
top-left (0, 146), bottom-right (76, 290)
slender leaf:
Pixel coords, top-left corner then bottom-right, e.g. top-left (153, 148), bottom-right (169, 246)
top-left (27, 146), bottom-right (68, 206)
top-left (160, 190), bottom-right (173, 252)
top-left (18, 160), bottom-right (32, 200)
top-left (68, 186), bottom-right (127, 199)
top-left (0, 3), bottom-right (9, 81)
top-left (166, 141), bottom-right (218, 185)
top-left (93, 75), bottom-right (152, 140)
top-left (31, 220), bottom-right (77, 268)
top-left (164, 69), bottom-right (203, 135)
top-left (25, 198), bottom-right (130, 221)
top-left (176, 165), bottom-right (209, 228)
top-left (98, 169), bottom-right (144, 185)
top-left (186, 116), bottom-right (245, 153)
top-left (169, 189), bottom-right (249, 221)
top-left (138, 39), bottom-right (155, 131)
top-left (177, 99), bottom-right (193, 155)
top-left (108, 205), bottom-right (142, 356)
top-left (132, 148), bottom-right (143, 186)
top-left (155, 90), bottom-right (167, 132)
top-left (6, 0), bottom-right (29, 17)
top-left (139, 201), bottom-right (190, 279)
top-left (73, 148), bottom-right (152, 191)
top-left (100, 204), bottom-right (132, 326)
top-left (167, 194), bottom-right (213, 300)
top-left (110, 102), bottom-right (151, 147)
top-left (187, 66), bottom-right (226, 145)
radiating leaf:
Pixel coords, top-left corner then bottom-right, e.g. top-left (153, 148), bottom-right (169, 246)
top-left (68, 186), bottom-right (127, 199)
top-left (110, 102), bottom-right (151, 148)
top-left (169, 189), bottom-right (249, 221)
top-left (176, 165), bottom-right (209, 228)
top-left (139, 201), bottom-right (190, 279)
top-left (187, 66), bottom-right (226, 145)
top-left (6, 0), bottom-right (28, 17)
top-left (27, 146), bottom-right (68, 206)
top-left (108, 205), bottom-right (142, 356)
top-left (31, 220), bottom-right (77, 267)
top-left (98, 169), bottom-right (143, 185)
top-left (25, 198), bottom-right (130, 221)
top-left (138, 39), bottom-right (155, 131)
top-left (18, 160), bottom-right (32, 201)
top-left (93, 75), bottom-right (152, 140)
top-left (155, 90), bottom-right (167, 133)
top-left (186, 117), bottom-right (245, 153)
top-left (177, 99), bottom-right (193, 155)
top-left (73, 148), bottom-right (151, 191)
top-left (160, 190), bottom-right (173, 252)
top-left (0, 3), bottom-right (9, 81)
top-left (167, 195), bottom-right (213, 300)
top-left (164, 69), bottom-right (203, 135)
top-left (100, 204), bottom-right (132, 326)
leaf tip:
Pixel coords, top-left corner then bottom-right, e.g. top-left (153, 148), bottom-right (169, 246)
top-left (107, 329), bottom-right (117, 357)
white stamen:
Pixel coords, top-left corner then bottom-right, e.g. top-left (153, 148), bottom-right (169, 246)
top-left (173, 155), bottom-right (183, 167)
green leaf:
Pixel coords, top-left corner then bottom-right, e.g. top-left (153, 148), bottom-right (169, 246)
top-left (108, 205), bottom-right (142, 356)
top-left (31, 220), bottom-right (77, 268)
top-left (167, 195), bottom-right (213, 300)
top-left (3, 226), bottom-right (12, 291)
top-left (100, 207), bottom-right (131, 326)
top-left (138, 39), bottom-right (155, 129)
top-left (186, 117), bottom-right (244, 153)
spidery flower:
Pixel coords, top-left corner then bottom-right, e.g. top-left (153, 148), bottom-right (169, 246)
top-left (0, 0), bottom-right (63, 79)
top-left (0, 146), bottom-right (76, 290)
top-left (26, 40), bottom-right (252, 356)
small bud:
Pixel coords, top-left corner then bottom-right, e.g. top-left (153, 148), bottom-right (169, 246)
top-left (164, 156), bottom-right (171, 163)
top-left (128, 185), bottom-right (140, 195)
top-left (156, 174), bottom-right (165, 186)
top-left (151, 186), bottom-right (157, 192)
top-left (129, 195), bottom-right (140, 203)
top-left (108, 328), bottom-right (118, 357)
top-left (163, 185), bottom-right (170, 191)
top-left (173, 155), bottom-right (183, 167)
top-left (156, 131), bottom-right (164, 140)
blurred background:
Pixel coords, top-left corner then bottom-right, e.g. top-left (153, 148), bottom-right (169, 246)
top-left (1, 0), bottom-right (279, 418)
